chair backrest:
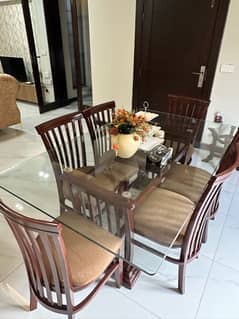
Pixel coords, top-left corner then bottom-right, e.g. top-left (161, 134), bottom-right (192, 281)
top-left (62, 170), bottom-right (133, 237)
top-left (36, 112), bottom-right (88, 173)
top-left (216, 128), bottom-right (239, 176)
top-left (182, 140), bottom-right (239, 261)
top-left (83, 101), bottom-right (115, 163)
top-left (168, 94), bottom-right (210, 119)
top-left (0, 200), bottom-right (74, 314)
top-left (0, 73), bottom-right (21, 128)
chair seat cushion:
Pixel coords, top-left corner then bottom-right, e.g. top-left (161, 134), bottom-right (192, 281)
top-left (63, 167), bottom-right (119, 200)
top-left (134, 188), bottom-right (195, 247)
top-left (39, 212), bottom-right (122, 291)
top-left (161, 163), bottom-right (211, 203)
top-left (63, 162), bottom-right (138, 200)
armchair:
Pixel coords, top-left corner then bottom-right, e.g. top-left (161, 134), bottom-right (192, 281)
top-left (0, 73), bottom-right (21, 128)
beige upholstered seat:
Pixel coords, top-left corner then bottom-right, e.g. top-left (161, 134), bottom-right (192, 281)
top-left (63, 162), bottom-right (138, 200)
top-left (0, 73), bottom-right (21, 128)
top-left (1, 199), bottom-right (122, 318)
top-left (161, 162), bottom-right (211, 203)
top-left (134, 188), bottom-right (195, 247)
top-left (41, 212), bottom-right (122, 289)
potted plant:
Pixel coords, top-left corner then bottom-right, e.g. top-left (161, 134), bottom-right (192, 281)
top-left (108, 108), bottom-right (149, 158)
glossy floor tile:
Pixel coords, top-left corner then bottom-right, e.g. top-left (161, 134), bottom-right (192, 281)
top-left (0, 102), bottom-right (238, 318)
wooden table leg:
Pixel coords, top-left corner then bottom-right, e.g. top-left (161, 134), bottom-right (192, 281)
top-left (122, 261), bottom-right (141, 289)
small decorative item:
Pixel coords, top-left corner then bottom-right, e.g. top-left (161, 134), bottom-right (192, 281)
top-left (214, 112), bottom-right (223, 123)
top-left (109, 108), bottom-right (149, 158)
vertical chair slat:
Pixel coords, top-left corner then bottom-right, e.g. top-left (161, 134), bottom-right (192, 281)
top-left (26, 230), bottom-right (48, 299)
top-left (52, 236), bottom-right (74, 313)
top-left (58, 125), bottom-right (70, 168)
top-left (65, 122), bottom-right (75, 169)
top-left (83, 101), bottom-right (116, 164)
top-left (51, 128), bottom-right (66, 168)
top-left (8, 222), bottom-right (39, 294)
top-left (40, 233), bottom-right (63, 307)
top-left (168, 94), bottom-right (210, 120)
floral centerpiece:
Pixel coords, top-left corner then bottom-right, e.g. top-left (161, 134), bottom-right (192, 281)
top-left (108, 108), bottom-right (149, 158)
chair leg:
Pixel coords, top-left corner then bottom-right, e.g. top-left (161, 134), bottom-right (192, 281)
top-left (29, 288), bottom-right (37, 311)
top-left (178, 263), bottom-right (186, 294)
top-left (202, 220), bottom-right (209, 244)
top-left (68, 314), bottom-right (76, 319)
top-left (115, 259), bottom-right (123, 288)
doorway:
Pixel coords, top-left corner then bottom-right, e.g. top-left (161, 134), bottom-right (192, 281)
top-left (133, 0), bottom-right (230, 113)
top-left (58, 0), bottom-right (92, 106)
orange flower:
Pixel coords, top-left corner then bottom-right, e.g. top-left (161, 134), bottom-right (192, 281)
top-left (112, 143), bottom-right (120, 150)
top-left (133, 135), bottom-right (139, 141)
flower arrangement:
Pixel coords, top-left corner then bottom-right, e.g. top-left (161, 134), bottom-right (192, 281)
top-left (108, 108), bottom-right (150, 157)
top-left (108, 108), bottom-right (149, 137)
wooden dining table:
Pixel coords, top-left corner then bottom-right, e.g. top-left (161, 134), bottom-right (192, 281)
top-left (0, 111), bottom-right (237, 288)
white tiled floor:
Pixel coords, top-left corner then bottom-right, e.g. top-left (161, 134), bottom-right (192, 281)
top-left (0, 102), bottom-right (238, 319)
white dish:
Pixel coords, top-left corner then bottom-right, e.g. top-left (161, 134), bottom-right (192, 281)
top-left (136, 111), bottom-right (159, 121)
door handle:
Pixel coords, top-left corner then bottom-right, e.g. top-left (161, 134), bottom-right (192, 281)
top-left (192, 65), bottom-right (206, 88)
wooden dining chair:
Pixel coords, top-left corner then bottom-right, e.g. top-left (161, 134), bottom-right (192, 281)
top-left (82, 101), bottom-right (115, 162)
top-left (161, 129), bottom-right (239, 220)
top-left (132, 141), bottom-right (239, 293)
top-left (168, 94), bottom-right (210, 119)
top-left (167, 94), bottom-right (210, 163)
top-left (36, 112), bottom-right (122, 214)
top-left (83, 101), bottom-right (139, 185)
top-left (0, 200), bottom-right (122, 319)
top-left (63, 140), bottom-right (239, 294)
top-left (61, 169), bottom-right (195, 293)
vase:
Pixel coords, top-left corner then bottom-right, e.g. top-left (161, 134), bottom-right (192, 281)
top-left (111, 133), bottom-right (141, 158)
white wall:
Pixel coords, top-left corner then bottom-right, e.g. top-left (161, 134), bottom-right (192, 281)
top-left (88, 0), bottom-right (239, 125)
top-left (207, 0), bottom-right (239, 126)
top-left (88, 0), bottom-right (136, 110)
top-left (0, 3), bottom-right (32, 78)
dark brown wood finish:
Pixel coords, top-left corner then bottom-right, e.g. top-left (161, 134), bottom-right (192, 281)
top-left (62, 170), bottom-right (134, 237)
top-left (131, 141), bottom-right (239, 293)
top-left (36, 112), bottom-right (91, 213)
top-left (62, 169), bottom-right (138, 287)
top-left (42, 0), bottom-right (68, 108)
top-left (70, 0), bottom-right (83, 110)
top-left (168, 95), bottom-right (210, 120)
top-left (60, 140), bottom-right (239, 293)
top-left (133, 0), bottom-right (230, 111)
top-left (0, 200), bottom-right (122, 319)
top-left (61, 139), bottom-right (239, 293)
top-left (208, 128), bottom-right (239, 219)
top-left (83, 101), bottom-right (116, 163)
top-left (21, 0), bottom-right (44, 109)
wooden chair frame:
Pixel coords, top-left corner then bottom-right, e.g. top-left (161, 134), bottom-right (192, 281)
top-left (168, 94), bottom-right (210, 119)
top-left (131, 141), bottom-right (239, 293)
top-left (0, 200), bottom-right (122, 319)
top-left (36, 112), bottom-right (92, 213)
top-left (61, 136), bottom-right (238, 294)
top-left (83, 101), bottom-right (116, 164)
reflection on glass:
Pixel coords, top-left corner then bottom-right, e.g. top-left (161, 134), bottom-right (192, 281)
top-left (29, 0), bottom-right (55, 104)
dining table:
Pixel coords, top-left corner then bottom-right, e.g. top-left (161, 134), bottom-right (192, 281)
top-left (0, 111), bottom-right (237, 289)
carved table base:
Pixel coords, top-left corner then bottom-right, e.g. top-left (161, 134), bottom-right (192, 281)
top-left (123, 262), bottom-right (141, 289)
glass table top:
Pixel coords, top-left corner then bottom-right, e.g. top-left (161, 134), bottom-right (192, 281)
top-left (0, 112), bottom-right (237, 275)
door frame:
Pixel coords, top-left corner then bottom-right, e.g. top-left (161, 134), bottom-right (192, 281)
top-left (133, 0), bottom-right (231, 110)
top-left (22, 0), bottom-right (71, 113)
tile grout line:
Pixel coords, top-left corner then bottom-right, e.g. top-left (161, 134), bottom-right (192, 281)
top-left (0, 261), bottom-right (24, 284)
top-left (116, 288), bottom-right (164, 319)
top-left (194, 178), bottom-right (238, 319)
